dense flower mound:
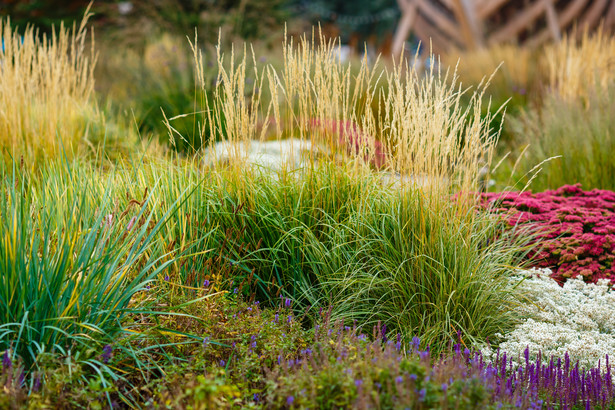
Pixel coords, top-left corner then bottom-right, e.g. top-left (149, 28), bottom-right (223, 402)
top-left (484, 269), bottom-right (615, 372)
top-left (480, 184), bottom-right (615, 284)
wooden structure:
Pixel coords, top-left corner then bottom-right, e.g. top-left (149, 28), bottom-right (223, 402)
top-left (392, 0), bottom-right (615, 55)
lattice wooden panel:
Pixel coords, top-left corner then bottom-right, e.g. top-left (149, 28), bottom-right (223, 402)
top-left (393, 0), bottom-right (615, 54)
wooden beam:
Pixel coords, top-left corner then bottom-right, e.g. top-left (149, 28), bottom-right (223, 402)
top-left (489, 1), bottom-right (547, 45)
top-left (608, 0), bottom-right (615, 28)
top-left (544, 0), bottom-right (562, 42)
top-left (477, 0), bottom-right (512, 19)
top-left (392, 0), bottom-right (418, 58)
top-left (525, 0), bottom-right (589, 47)
top-left (418, 0), bottom-right (461, 40)
top-left (414, 13), bottom-right (463, 52)
top-left (578, 0), bottom-right (609, 33)
top-left (451, 0), bottom-right (484, 49)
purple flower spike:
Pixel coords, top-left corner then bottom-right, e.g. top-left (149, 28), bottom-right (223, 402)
top-left (286, 395), bottom-right (294, 405)
top-left (355, 379), bottom-right (363, 387)
top-left (203, 279), bottom-right (210, 287)
top-left (396, 375), bottom-right (404, 384)
top-left (164, 274), bottom-right (169, 281)
top-left (33, 375), bottom-right (41, 392)
top-left (2, 350), bottom-right (12, 370)
top-left (412, 336), bottom-right (421, 350)
top-left (101, 344), bottom-right (113, 363)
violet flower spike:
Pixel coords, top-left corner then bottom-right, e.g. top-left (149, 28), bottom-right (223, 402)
top-left (2, 350), bottom-right (12, 370)
top-left (101, 344), bottom-right (113, 363)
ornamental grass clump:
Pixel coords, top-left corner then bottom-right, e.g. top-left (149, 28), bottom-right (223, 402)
top-left (480, 184), bottom-right (615, 284)
top-left (546, 29), bottom-right (615, 104)
top-left (498, 30), bottom-right (615, 192)
top-left (0, 161), bottom-right (183, 387)
top-left (506, 82), bottom-right (615, 192)
top-left (154, 28), bottom-right (535, 353)
top-left (188, 28), bottom-right (497, 197)
top-left (0, 7), bottom-right (102, 165)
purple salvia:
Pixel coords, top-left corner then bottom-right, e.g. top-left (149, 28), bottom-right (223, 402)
top-left (32, 374), bottom-right (41, 392)
top-left (101, 344), bottom-right (113, 363)
top-left (412, 336), bottom-right (421, 352)
top-left (2, 350), bottom-right (11, 370)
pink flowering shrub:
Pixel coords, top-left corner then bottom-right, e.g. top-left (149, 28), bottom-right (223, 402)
top-left (480, 184), bottom-right (615, 284)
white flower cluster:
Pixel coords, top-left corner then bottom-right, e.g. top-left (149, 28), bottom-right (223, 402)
top-left (485, 268), bottom-right (615, 372)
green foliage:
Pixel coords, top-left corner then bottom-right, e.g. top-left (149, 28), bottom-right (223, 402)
top-left (128, 0), bottom-right (291, 41)
top-left (131, 163), bottom-right (533, 353)
top-left (0, 161), bottom-right (179, 377)
top-left (96, 34), bottom-right (224, 153)
top-left (299, 0), bottom-right (398, 41)
top-left (0, 0), bottom-right (90, 34)
top-left (302, 190), bottom-right (533, 353)
top-left (0, 351), bottom-right (121, 409)
top-left (504, 84), bottom-right (615, 192)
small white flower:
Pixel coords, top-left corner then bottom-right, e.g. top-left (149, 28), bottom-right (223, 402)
top-left (486, 268), bottom-right (615, 375)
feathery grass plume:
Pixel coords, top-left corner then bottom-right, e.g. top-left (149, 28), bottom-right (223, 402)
top-left (186, 28), bottom-right (498, 198)
top-left (161, 28), bottom-right (533, 351)
top-left (441, 44), bottom-right (544, 147)
top-left (546, 27), bottom-right (615, 104)
top-left (443, 44), bottom-right (541, 99)
top-left (0, 5), bottom-right (100, 165)
top-left (507, 83), bottom-right (615, 191)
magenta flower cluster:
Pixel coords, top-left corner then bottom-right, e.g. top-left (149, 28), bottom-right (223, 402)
top-left (480, 184), bottom-right (615, 284)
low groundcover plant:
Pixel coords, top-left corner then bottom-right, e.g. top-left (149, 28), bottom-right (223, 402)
top-left (4, 293), bottom-right (615, 408)
top-left (484, 268), bottom-right (615, 373)
top-left (481, 184), bottom-right (615, 284)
